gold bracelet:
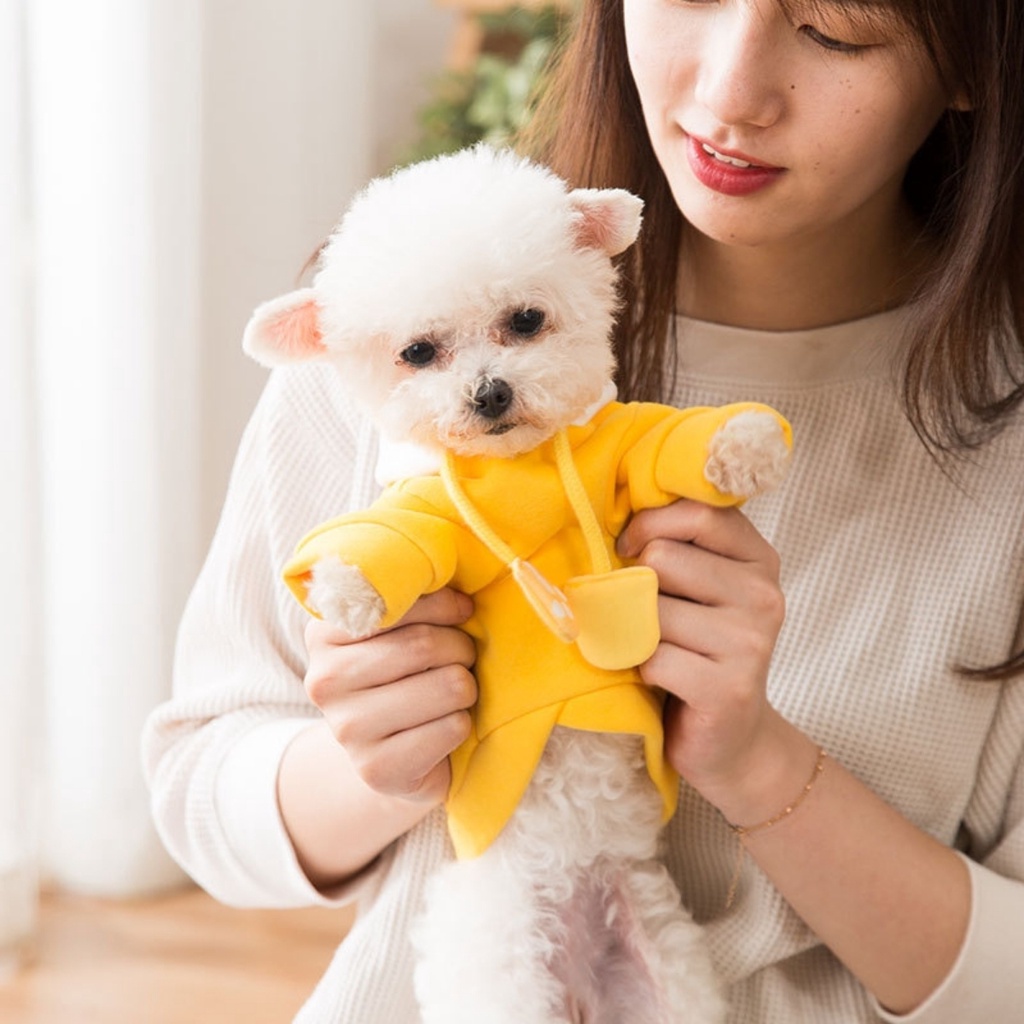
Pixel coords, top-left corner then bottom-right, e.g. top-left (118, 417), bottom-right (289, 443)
top-left (724, 747), bottom-right (828, 909)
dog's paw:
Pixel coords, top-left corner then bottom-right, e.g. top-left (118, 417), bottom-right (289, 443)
top-left (306, 556), bottom-right (386, 637)
top-left (704, 410), bottom-right (791, 499)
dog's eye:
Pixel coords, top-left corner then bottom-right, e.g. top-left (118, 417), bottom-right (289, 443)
top-left (509, 308), bottom-right (546, 338)
top-left (399, 340), bottom-right (438, 367)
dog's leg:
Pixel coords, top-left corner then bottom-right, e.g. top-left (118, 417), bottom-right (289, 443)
top-left (704, 409), bottom-right (790, 498)
top-left (547, 857), bottom-right (726, 1024)
top-left (413, 729), bottom-right (726, 1022)
top-left (549, 864), bottom-right (667, 1024)
top-left (306, 555), bottom-right (385, 637)
top-left (527, 729), bottom-right (727, 1024)
top-left (412, 849), bottom-right (568, 1024)
top-left (606, 860), bottom-right (728, 1024)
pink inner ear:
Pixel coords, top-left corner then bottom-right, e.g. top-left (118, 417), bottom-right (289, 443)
top-left (573, 205), bottom-right (620, 253)
top-left (568, 189), bottom-right (642, 257)
top-left (268, 296), bottom-right (324, 361)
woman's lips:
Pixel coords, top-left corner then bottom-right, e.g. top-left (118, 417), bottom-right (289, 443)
top-left (685, 134), bottom-right (785, 197)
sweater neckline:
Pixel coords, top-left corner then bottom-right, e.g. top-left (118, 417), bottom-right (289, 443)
top-left (673, 307), bottom-right (909, 388)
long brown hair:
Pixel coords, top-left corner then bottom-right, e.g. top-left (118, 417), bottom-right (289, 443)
top-left (521, 0), bottom-right (1024, 677)
top-left (520, 0), bottom-right (680, 405)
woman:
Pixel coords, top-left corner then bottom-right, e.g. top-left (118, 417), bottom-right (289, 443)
top-left (144, 1), bottom-right (1024, 1020)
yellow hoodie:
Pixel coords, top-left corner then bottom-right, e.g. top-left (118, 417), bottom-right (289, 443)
top-left (283, 400), bottom-right (791, 858)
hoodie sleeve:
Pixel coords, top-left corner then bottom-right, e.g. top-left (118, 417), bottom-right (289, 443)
top-left (618, 401), bottom-right (792, 511)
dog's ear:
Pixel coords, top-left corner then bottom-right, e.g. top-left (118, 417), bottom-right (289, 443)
top-left (242, 288), bottom-right (327, 367)
top-left (568, 188), bottom-right (644, 257)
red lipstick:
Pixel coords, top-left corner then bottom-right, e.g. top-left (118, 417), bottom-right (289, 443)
top-left (685, 135), bottom-right (784, 197)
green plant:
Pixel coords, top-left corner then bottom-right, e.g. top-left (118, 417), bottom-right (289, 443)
top-left (403, 5), bottom-right (571, 164)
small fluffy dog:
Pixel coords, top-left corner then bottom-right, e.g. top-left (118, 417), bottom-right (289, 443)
top-left (244, 146), bottom-right (791, 1024)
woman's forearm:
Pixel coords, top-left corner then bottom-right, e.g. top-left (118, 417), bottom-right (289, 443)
top-left (277, 721), bottom-right (437, 891)
top-left (711, 714), bottom-right (971, 1016)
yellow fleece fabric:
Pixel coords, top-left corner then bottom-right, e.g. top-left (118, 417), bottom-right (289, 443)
top-left (283, 400), bottom-right (791, 858)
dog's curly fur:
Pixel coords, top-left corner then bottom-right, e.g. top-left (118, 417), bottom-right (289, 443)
top-left (411, 728), bottom-right (727, 1023)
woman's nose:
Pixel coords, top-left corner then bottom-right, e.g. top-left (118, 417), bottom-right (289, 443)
top-left (693, 6), bottom-right (786, 130)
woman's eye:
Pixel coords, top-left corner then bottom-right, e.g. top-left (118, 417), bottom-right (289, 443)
top-left (800, 24), bottom-right (865, 54)
top-left (399, 340), bottom-right (438, 367)
top-left (509, 308), bottom-right (546, 338)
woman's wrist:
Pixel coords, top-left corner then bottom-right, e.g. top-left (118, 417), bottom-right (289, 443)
top-left (728, 746), bottom-right (828, 836)
top-left (692, 711), bottom-right (822, 829)
top-left (278, 722), bottom-right (438, 891)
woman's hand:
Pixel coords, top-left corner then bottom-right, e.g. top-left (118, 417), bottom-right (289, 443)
top-left (302, 587), bottom-right (478, 806)
top-left (617, 499), bottom-right (791, 821)
top-left (619, 500), bottom-right (975, 1013)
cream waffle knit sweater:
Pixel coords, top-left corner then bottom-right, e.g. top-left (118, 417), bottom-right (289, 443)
top-left (143, 310), bottom-right (1024, 1024)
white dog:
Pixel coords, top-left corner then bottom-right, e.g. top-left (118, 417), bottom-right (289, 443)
top-left (244, 146), bottom-right (791, 1023)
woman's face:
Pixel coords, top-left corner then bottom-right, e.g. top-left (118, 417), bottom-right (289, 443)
top-left (623, 0), bottom-right (952, 254)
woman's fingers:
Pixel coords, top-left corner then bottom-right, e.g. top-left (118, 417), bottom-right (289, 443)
top-left (634, 535), bottom-right (753, 607)
top-left (654, 588), bottom-right (783, 662)
top-left (306, 620), bottom-right (476, 700)
top-left (619, 498), bottom-right (778, 567)
top-left (335, 659), bottom-right (476, 801)
top-left (394, 588), bottom-right (476, 629)
top-left (614, 500), bottom-right (787, 791)
top-left (304, 588), bottom-right (476, 698)
top-left (618, 500), bottom-right (785, 642)
top-left (327, 664), bottom-right (477, 749)
top-left (302, 587), bottom-right (478, 799)
top-left (352, 710), bottom-right (473, 800)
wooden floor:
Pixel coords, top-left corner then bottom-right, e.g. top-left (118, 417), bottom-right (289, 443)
top-left (0, 886), bottom-right (355, 1024)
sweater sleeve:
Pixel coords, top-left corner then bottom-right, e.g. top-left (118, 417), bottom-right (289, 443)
top-left (874, 674), bottom-right (1024, 1023)
top-left (141, 364), bottom-right (384, 908)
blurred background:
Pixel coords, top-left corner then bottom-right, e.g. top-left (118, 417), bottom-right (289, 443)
top-left (0, 0), bottom-right (567, 1018)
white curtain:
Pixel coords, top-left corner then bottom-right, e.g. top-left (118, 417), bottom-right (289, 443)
top-left (0, 0), bottom-right (38, 954)
top-left (27, 0), bottom-right (208, 896)
top-left (0, 0), bottom-right (453, 911)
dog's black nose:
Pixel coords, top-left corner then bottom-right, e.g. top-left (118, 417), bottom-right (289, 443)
top-left (472, 379), bottom-right (513, 419)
